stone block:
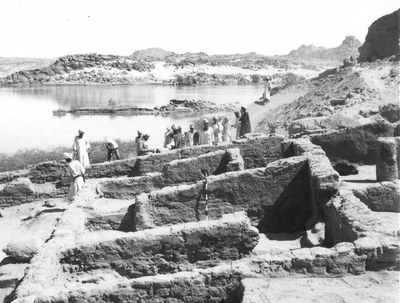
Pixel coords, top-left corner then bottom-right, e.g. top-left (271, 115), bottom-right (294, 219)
top-left (2, 178), bottom-right (35, 196)
top-left (376, 137), bottom-right (398, 182)
top-left (3, 237), bottom-right (41, 262)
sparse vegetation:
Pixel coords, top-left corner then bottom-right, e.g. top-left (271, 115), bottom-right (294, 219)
top-left (0, 139), bottom-right (138, 172)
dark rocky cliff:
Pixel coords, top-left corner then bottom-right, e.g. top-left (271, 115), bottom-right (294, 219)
top-left (358, 9), bottom-right (400, 62)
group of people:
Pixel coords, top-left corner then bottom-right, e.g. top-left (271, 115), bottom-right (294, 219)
top-left (62, 105), bottom-right (253, 201)
top-left (158, 105), bottom-right (252, 150)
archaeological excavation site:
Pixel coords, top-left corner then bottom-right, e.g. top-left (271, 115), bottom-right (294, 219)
top-left (0, 125), bottom-right (399, 302)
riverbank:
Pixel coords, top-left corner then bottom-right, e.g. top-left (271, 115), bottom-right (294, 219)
top-left (0, 140), bottom-right (137, 173)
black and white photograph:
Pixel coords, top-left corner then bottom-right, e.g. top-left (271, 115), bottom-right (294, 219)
top-left (0, 0), bottom-right (399, 302)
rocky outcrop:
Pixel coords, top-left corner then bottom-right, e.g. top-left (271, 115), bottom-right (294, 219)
top-left (0, 54), bottom-right (154, 86)
top-left (358, 9), bottom-right (400, 62)
top-left (287, 36), bottom-right (362, 62)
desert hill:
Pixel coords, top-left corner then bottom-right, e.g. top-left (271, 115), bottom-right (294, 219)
top-left (285, 36), bottom-right (362, 62)
top-left (0, 36), bottom-right (361, 86)
top-left (254, 9), bottom-right (400, 134)
top-left (0, 57), bottom-right (54, 78)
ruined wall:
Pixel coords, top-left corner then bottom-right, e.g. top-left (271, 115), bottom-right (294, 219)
top-left (98, 149), bottom-right (244, 199)
top-left (60, 213), bottom-right (259, 278)
top-left (134, 156), bottom-right (312, 233)
top-left (353, 181), bottom-right (400, 212)
top-left (0, 177), bottom-right (67, 207)
top-left (0, 135), bottom-right (282, 185)
top-left (325, 193), bottom-right (399, 270)
top-left (282, 138), bottom-right (340, 225)
top-left (310, 121), bottom-right (394, 164)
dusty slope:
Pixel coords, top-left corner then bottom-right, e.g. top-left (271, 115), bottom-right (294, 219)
top-left (254, 59), bottom-right (399, 132)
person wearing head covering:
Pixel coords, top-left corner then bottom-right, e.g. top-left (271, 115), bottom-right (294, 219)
top-left (172, 126), bottom-right (185, 149)
top-left (199, 119), bottom-right (214, 145)
top-left (63, 152), bottom-right (85, 202)
top-left (72, 129), bottom-right (90, 168)
top-left (212, 117), bottom-right (223, 144)
top-left (137, 133), bottom-right (156, 156)
top-left (185, 124), bottom-right (195, 147)
top-left (221, 116), bottom-right (231, 142)
top-left (239, 106), bottom-right (252, 137)
top-left (105, 138), bottom-right (120, 161)
top-left (164, 126), bottom-right (175, 149)
top-left (232, 111), bottom-right (241, 139)
top-left (260, 76), bottom-right (272, 104)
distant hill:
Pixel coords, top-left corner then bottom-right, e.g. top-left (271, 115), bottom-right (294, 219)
top-left (0, 37), bottom-right (360, 86)
top-left (131, 48), bottom-right (176, 60)
top-left (0, 57), bottom-right (54, 78)
top-left (285, 36), bottom-right (362, 62)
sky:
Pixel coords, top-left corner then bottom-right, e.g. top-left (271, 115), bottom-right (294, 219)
top-left (0, 0), bottom-right (398, 58)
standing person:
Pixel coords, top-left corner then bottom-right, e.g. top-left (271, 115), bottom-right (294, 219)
top-left (105, 138), bottom-right (121, 161)
top-left (185, 124), bottom-right (195, 147)
top-left (260, 76), bottom-right (272, 103)
top-left (135, 131), bottom-right (142, 156)
top-left (221, 116), bottom-right (231, 142)
top-left (137, 133), bottom-right (157, 156)
top-left (173, 126), bottom-right (185, 149)
top-left (232, 111), bottom-right (241, 139)
top-left (135, 131), bottom-right (142, 144)
top-left (72, 129), bottom-right (90, 168)
top-left (239, 106), bottom-right (252, 137)
top-left (164, 126), bottom-right (175, 149)
top-left (199, 119), bottom-right (214, 145)
top-left (63, 152), bottom-right (85, 202)
top-left (212, 117), bottom-right (222, 144)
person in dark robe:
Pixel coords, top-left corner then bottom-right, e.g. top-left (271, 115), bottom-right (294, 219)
top-left (239, 106), bottom-right (251, 136)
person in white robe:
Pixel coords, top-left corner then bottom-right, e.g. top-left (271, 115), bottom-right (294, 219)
top-left (72, 130), bottom-right (90, 168)
top-left (63, 152), bottom-right (85, 202)
top-left (199, 119), bottom-right (214, 145)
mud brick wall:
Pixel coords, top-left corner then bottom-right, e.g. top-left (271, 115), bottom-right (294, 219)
top-left (98, 173), bottom-right (165, 199)
top-left (60, 212), bottom-right (259, 278)
top-left (325, 193), bottom-right (399, 270)
top-left (98, 149), bottom-right (244, 199)
top-left (86, 158), bottom-right (138, 179)
top-left (134, 156), bottom-right (312, 233)
top-left (162, 149), bottom-right (228, 184)
top-left (0, 177), bottom-right (67, 207)
top-left (0, 169), bottom-right (29, 184)
top-left (310, 121), bottom-right (394, 164)
top-left (35, 269), bottom-right (243, 303)
top-left (7, 135), bottom-right (282, 185)
top-left (283, 138), bottom-right (340, 225)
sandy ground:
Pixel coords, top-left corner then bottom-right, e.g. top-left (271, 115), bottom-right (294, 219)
top-left (242, 271), bottom-right (400, 303)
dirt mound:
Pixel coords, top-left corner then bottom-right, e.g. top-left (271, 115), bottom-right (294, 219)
top-left (255, 59), bottom-right (400, 133)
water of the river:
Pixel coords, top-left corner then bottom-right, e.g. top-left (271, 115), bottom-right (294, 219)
top-left (0, 84), bottom-right (264, 154)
